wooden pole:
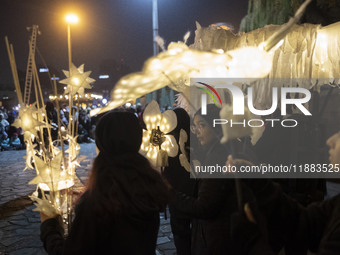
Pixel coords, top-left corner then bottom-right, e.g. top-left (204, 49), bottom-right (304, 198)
top-left (5, 37), bottom-right (23, 106)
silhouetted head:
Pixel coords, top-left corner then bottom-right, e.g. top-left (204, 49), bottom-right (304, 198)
top-left (95, 111), bottom-right (142, 156)
top-left (87, 111), bottom-right (168, 217)
top-left (170, 107), bottom-right (190, 139)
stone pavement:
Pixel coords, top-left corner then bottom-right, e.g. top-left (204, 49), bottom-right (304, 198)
top-left (0, 143), bottom-right (176, 255)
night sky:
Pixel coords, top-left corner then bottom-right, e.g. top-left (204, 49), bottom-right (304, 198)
top-left (0, 0), bottom-right (249, 87)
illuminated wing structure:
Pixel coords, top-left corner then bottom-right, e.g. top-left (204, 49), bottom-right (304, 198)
top-left (90, 0), bottom-right (339, 115)
top-left (90, 40), bottom-right (273, 116)
top-left (191, 21), bottom-right (340, 110)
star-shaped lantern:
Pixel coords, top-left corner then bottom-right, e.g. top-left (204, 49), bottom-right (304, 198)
top-left (30, 194), bottom-right (58, 217)
top-left (24, 139), bottom-right (37, 170)
top-left (12, 104), bottom-right (47, 138)
top-left (140, 100), bottom-right (178, 167)
top-left (29, 152), bottom-right (73, 191)
top-left (59, 64), bottom-right (95, 96)
top-left (65, 134), bottom-right (81, 164)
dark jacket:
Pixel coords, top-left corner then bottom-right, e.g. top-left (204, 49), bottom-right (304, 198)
top-left (162, 107), bottom-right (195, 198)
top-left (171, 139), bottom-right (243, 255)
top-left (41, 191), bottom-right (160, 255)
top-left (249, 180), bottom-right (340, 255)
top-left (172, 177), bottom-right (240, 255)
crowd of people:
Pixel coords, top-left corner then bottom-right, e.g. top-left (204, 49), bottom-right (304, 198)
top-left (35, 103), bottom-right (340, 255)
top-left (0, 103), bottom-right (100, 151)
top-left (0, 106), bottom-right (24, 151)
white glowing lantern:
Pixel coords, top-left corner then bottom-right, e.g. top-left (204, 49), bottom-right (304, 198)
top-left (60, 63), bottom-right (95, 95)
top-left (38, 180), bottom-right (74, 191)
top-left (65, 134), bottom-right (81, 162)
top-left (8, 38), bottom-right (87, 225)
top-left (139, 101), bottom-right (178, 167)
top-left (12, 104), bottom-right (47, 138)
top-left (227, 47), bottom-right (273, 78)
top-left (30, 194), bottom-right (58, 217)
top-left (90, 37), bottom-right (273, 116)
top-left (28, 152), bottom-right (75, 191)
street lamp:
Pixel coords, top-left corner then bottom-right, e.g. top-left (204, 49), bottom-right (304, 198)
top-left (152, 0), bottom-right (159, 56)
top-left (65, 13), bottom-right (78, 135)
top-left (143, 0), bottom-right (172, 107)
top-left (65, 13), bottom-right (78, 70)
top-left (151, 0), bottom-right (173, 109)
top-left (147, 0), bottom-right (159, 103)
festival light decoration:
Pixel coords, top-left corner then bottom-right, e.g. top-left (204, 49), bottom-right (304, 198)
top-left (90, 42), bottom-right (273, 116)
top-left (140, 100), bottom-right (178, 167)
top-left (30, 194), bottom-right (58, 217)
top-left (190, 21), bottom-right (340, 110)
top-left (12, 104), bottom-right (47, 138)
top-left (5, 0), bottom-right (319, 223)
top-left (28, 152), bottom-right (73, 190)
top-left (65, 134), bottom-right (81, 162)
top-left (6, 34), bottom-right (93, 224)
top-left (88, 0), bottom-right (314, 117)
top-left (59, 64), bottom-right (95, 96)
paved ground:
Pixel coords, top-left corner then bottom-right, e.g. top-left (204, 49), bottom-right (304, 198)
top-left (0, 143), bottom-right (176, 255)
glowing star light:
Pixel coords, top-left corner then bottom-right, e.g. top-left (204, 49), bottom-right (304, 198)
top-left (140, 100), bottom-right (178, 167)
top-left (29, 152), bottom-right (73, 191)
top-left (60, 64), bottom-right (95, 95)
top-left (30, 194), bottom-right (58, 217)
top-left (24, 139), bottom-right (37, 170)
top-left (65, 134), bottom-right (81, 162)
top-left (12, 104), bottom-right (47, 138)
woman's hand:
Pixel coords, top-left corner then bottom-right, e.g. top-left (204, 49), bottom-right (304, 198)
top-left (40, 212), bottom-right (58, 223)
top-left (226, 155), bottom-right (254, 169)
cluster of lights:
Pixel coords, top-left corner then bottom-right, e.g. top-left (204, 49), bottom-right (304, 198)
top-left (16, 12), bottom-right (86, 220)
top-left (49, 93), bottom-right (102, 101)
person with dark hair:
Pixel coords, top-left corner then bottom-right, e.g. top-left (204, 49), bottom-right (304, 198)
top-left (162, 107), bottom-right (195, 255)
top-left (46, 101), bottom-right (58, 124)
top-left (225, 130), bottom-right (340, 255)
top-left (40, 111), bottom-right (169, 255)
top-left (170, 104), bottom-right (250, 255)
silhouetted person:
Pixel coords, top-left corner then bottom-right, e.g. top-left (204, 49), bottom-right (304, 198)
top-left (40, 111), bottom-right (169, 255)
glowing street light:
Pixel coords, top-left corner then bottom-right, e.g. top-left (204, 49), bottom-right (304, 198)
top-left (65, 14), bottom-right (79, 24)
top-left (65, 13), bottom-right (79, 135)
top-left (65, 13), bottom-right (79, 70)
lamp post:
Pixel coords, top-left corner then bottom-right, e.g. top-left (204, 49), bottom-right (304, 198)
top-left (146, 0), bottom-right (159, 103)
top-left (144, 0), bottom-right (172, 107)
top-left (65, 13), bottom-right (78, 135)
top-left (152, 0), bottom-right (159, 56)
top-left (65, 14), bottom-right (78, 70)
top-left (152, 0), bottom-right (172, 109)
